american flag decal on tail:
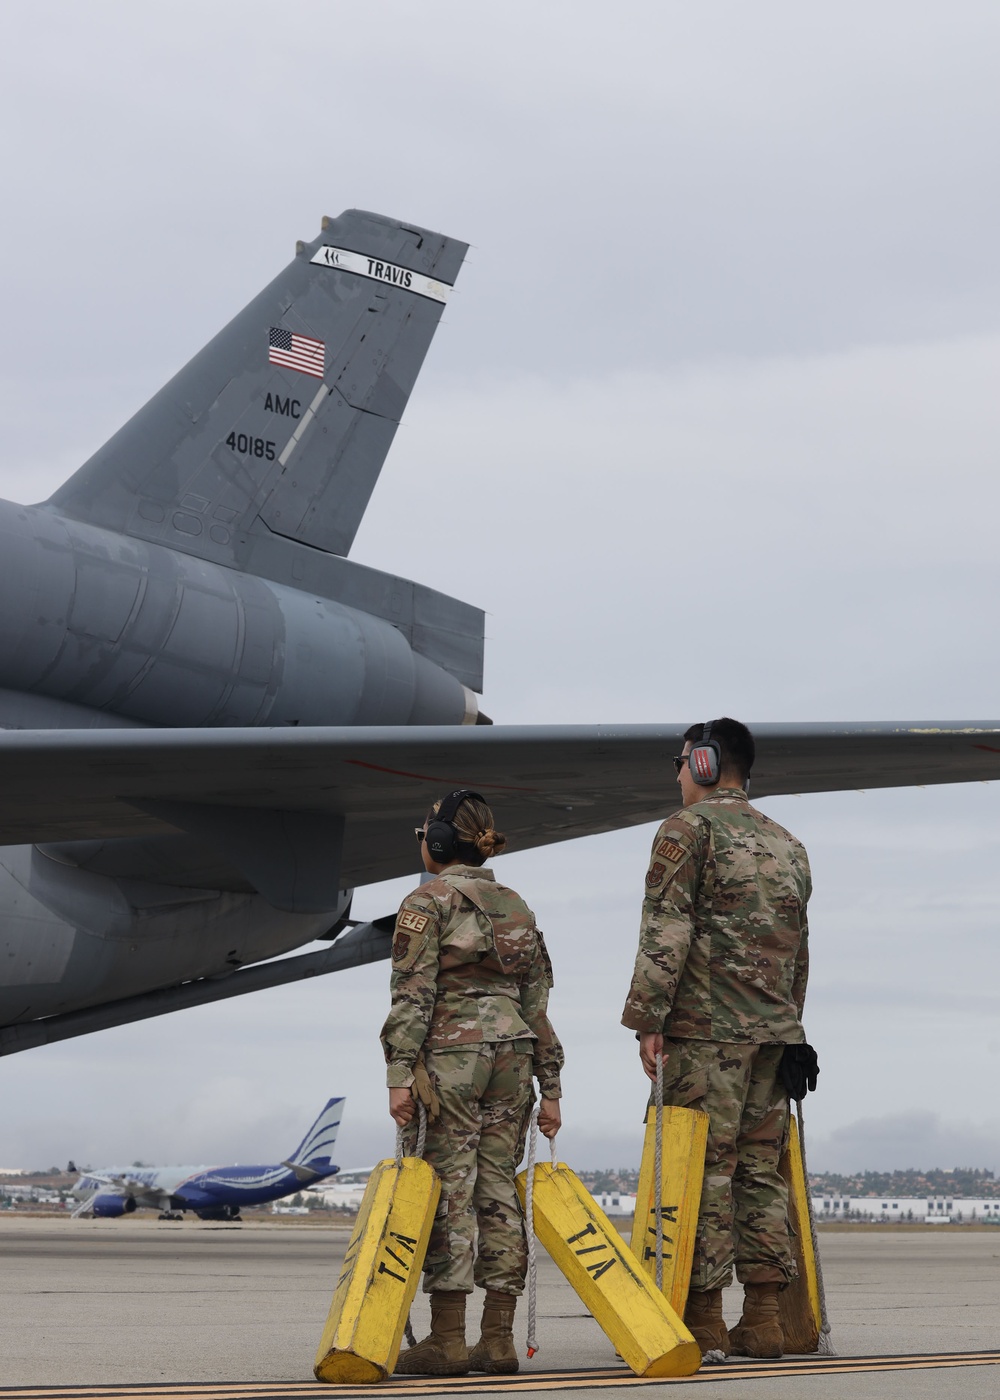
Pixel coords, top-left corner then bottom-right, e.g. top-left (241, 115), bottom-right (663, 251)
top-left (268, 326), bottom-right (325, 379)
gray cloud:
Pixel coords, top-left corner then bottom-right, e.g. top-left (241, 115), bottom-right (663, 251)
top-left (2, 2), bottom-right (1000, 389)
top-left (808, 1113), bottom-right (1000, 1176)
top-left (1, 2), bottom-right (999, 1171)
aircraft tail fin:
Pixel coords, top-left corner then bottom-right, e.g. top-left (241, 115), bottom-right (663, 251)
top-left (286, 1096), bottom-right (345, 1172)
top-left (47, 210), bottom-right (466, 561)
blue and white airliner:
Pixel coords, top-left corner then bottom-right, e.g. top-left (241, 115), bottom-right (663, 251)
top-left (71, 1097), bottom-right (343, 1220)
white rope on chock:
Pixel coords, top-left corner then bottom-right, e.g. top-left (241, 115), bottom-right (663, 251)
top-left (394, 1099), bottom-right (429, 1165)
top-left (654, 1050), bottom-right (664, 1292)
top-left (795, 1098), bottom-right (835, 1355)
top-left (397, 1101), bottom-right (428, 1350)
top-left (524, 1103), bottom-right (541, 1358)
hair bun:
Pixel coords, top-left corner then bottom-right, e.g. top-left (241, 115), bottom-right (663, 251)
top-left (475, 826), bottom-right (507, 859)
top-left (438, 795), bottom-right (507, 864)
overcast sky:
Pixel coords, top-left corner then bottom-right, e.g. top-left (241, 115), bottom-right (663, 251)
top-left (2, 1), bottom-right (1000, 1177)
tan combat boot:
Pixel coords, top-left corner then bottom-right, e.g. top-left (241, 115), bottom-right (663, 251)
top-left (729, 1282), bottom-right (784, 1359)
top-left (468, 1289), bottom-right (519, 1374)
top-left (395, 1291), bottom-right (470, 1376)
top-left (683, 1287), bottom-right (731, 1357)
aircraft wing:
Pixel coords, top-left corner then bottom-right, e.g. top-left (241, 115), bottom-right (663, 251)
top-left (77, 1170), bottom-right (148, 1194)
top-left (70, 1171), bottom-right (160, 1217)
top-left (2, 721), bottom-right (998, 892)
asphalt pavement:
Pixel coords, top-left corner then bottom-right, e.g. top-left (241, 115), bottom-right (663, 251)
top-left (1, 1218), bottom-right (998, 1398)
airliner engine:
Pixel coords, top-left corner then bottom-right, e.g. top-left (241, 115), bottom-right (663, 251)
top-left (91, 1193), bottom-right (137, 1218)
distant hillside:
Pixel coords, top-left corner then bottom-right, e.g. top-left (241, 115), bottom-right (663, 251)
top-left (579, 1169), bottom-right (640, 1193)
top-left (578, 1165), bottom-right (1000, 1199)
top-left (808, 1167), bottom-right (999, 1197)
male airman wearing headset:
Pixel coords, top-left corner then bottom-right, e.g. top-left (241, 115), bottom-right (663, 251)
top-left (621, 718), bottom-right (812, 1360)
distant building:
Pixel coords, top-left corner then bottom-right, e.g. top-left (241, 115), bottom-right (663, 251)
top-left (307, 1168), bottom-right (372, 1211)
top-left (813, 1195), bottom-right (1000, 1223)
top-left (593, 1192), bottom-right (638, 1216)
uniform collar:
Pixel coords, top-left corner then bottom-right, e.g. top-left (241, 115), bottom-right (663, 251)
top-left (699, 786), bottom-right (750, 804)
top-left (441, 863), bottom-right (495, 881)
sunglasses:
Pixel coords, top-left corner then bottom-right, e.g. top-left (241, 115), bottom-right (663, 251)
top-left (672, 755), bottom-right (688, 774)
top-left (414, 827), bottom-right (426, 844)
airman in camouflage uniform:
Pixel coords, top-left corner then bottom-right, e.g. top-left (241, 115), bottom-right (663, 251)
top-left (382, 864), bottom-right (563, 1293)
top-left (382, 795), bottom-right (563, 1377)
top-left (622, 719), bottom-right (811, 1359)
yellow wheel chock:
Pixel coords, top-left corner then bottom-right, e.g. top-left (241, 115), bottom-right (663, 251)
top-left (516, 1160), bottom-right (701, 1378)
top-left (778, 1113), bottom-right (823, 1353)
top-left (314, 1157), bottom-right (440, 1384)
top-left (629, 1104), bottom-right (709, 1317)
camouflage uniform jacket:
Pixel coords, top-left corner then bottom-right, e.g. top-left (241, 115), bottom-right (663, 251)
top-left (621, 788), bottom-right (811, 1042)
top-left (381, 864), bottom-right (564, 1097)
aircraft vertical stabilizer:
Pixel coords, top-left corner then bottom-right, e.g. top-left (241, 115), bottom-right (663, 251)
top-left (47, 211), bottom-right (466, 565)
top-left (286, 1095), bottom-right (345, 1171)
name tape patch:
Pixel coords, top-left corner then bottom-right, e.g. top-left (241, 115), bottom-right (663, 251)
top-left (398, 909), bottom-right (430, 934)
top-left (656, 838), bottom-right (687, 864)
top-left (310, 246), bottom-right (451, 303)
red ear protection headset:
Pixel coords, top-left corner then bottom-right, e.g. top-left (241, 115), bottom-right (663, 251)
top-left (687, 722), bottom-right (721, 786)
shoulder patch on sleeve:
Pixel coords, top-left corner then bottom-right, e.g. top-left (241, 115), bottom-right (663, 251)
top-left (646, 862), bottom-right (667, 888)
top-left (644, 815), bottom-right (702, 895)
top-left (656, 838), bottom-right (686, 863)
top-left (391, 896), bottom-right (439, 969)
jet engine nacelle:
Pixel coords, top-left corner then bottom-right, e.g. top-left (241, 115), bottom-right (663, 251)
top-left (91, 1192), bottom-right (137, 1218)
top-left (0, 502), bottom-right (477, 729)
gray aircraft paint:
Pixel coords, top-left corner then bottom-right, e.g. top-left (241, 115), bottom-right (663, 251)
top-left (0, 844), bottom-right (337, 1025)
top-left (0, 502), bottom-right (475, 730)
top-left (2, 208), bottom-right (999, 1053)
top-left (49, 210), bottom-right (466, 564)
top-left (1, 921), bottom-right (391, 1055)
top-left (1, 208), bottom-right (476, 1037)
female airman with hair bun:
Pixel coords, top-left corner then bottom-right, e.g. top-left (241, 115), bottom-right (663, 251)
top-left (380, 790), bottom-right (563, 1378)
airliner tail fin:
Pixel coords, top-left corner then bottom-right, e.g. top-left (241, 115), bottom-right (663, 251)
top-left (286, 1096), bottom-right (345, 1170)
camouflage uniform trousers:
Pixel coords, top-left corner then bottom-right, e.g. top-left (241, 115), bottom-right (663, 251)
top-left (402, 1039), bottom-right (534, 1295)
top-left (660, 1038), bottom-right (795, 1292)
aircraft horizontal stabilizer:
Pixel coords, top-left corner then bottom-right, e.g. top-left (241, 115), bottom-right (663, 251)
top-left (282, 1159), bottom-right (321, 1183)
top-left (2, 722), bottom-right (999, 894)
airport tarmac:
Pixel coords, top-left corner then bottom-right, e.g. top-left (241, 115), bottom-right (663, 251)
top-left (1, 1217), bottom-right (998, 1398)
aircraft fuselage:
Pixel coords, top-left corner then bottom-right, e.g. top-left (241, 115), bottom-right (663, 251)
top-left (0, 495), bottom-right (474, 1026)
top-left (72, 1096), bottom-right (343, 1218)
top-left (76, 1160), bottom-right (338, 1217)
top-left (0, 843), bottom-right (335, 1024)
top-left (0, 499), bottom-right (472, 732)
